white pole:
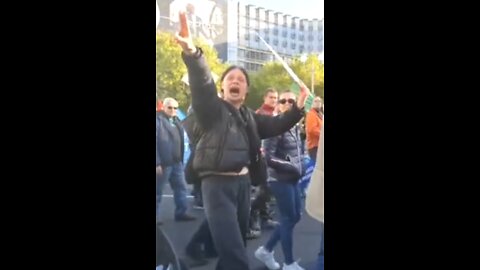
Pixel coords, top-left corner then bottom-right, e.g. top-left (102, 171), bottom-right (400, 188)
top-left (256, 32), bottom-right (314, 98)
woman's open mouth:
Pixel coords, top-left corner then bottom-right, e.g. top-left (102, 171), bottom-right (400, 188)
top-left (229, 86), bottom-right (240, 95)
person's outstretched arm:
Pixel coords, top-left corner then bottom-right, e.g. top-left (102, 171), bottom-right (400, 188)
top-left (175, 11), bottom-right (221, 129)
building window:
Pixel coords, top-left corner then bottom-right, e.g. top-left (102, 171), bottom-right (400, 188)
top-left (291, 22), bottom-right (296, 29)
top-left (282, 30), bottom-right (287, 37)
top-left (299, 34), bottom-right (304, 41)
top-left (256, 9), bottom-right (259, 18)
top-left (318, 35), bottom-right (323, 41)
top-left (264, 28), bottom-right (269, 34)
top-left (318, 24), bottom-right (323, 31)
top-left (299, 45), bottom-right (304, 53)
top-left (308, 26), bottom-right (313, 31)
top-left (245, 33), bottom-right (250, 40)
top-left (308, 45), bottom-right (312, 51)
top-left (273, 29), bottom-right (278, 35)
top-left (291, 43), bottom-right (296, 49)
top-left (266, 12), bottom-right (269, 22)
top-left (300, 21), bottom-right (305, 31)
top-left (282, 41), bottom-right (287, 48)
top-left (308, 35), bottom-right (313, 41)
top-left (275, 14), bottom-right (278, 24)
top-left (255, 35), bottom-right (260, 42)
top-left (265, 37), bottom-right (270, 43)
top-left (291, 33), bottom-right (296, 39)
top-left (273, 39), bottom-right (278, 46)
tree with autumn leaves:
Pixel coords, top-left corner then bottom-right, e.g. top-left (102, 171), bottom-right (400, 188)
top-left (157, 31), bottom-right (324, 111)
top-left (156, 32), bottom-right (227, 111)
top-left (247, 55), bottom-right (324, 110)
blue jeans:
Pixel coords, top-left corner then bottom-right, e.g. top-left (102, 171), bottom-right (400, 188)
top-left (317, 222), bottom-right (324, 270)
top-left (156, 162), bottom-right (188, 220)
top-left (265, 181), bottom-right (302, 265)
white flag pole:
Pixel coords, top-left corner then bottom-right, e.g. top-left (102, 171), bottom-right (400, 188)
top-left (255, 32), bottom-right (314, 99)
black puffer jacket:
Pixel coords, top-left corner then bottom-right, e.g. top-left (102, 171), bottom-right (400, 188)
top-left (263, 124), bottom-right (304, 183)
top-left (182, 48), bottom-right (304, 177)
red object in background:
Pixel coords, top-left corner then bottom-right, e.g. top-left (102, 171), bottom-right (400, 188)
top-left (157, 99), bottom-right (163, 112)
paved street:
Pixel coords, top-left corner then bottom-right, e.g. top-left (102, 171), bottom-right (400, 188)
top-left (158, 186), bottom-right (323, 270)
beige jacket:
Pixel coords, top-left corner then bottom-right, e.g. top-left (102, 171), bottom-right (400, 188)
top-left (306, 121), bottom-right (324, 223)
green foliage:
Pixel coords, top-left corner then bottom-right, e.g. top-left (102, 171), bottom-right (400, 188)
top-left (156, 31), bottom-right (323, 111)
top-left (156, 32), bottom-right (227, 111)
top-left (246, 54), bottom-right (324, 110)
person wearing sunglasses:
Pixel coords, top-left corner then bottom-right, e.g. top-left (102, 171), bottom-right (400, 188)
top-left (254, 90), bottom-right (306, 270)
top-left (156, 97), bottom-right (196, 225)
top-left (175, 12), bottom-right (310, 270)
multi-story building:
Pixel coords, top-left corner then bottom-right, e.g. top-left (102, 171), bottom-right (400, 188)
top-left (157, 0), bottom-right (324, 72)
top-left (233, 2), bottom-right (323, 71)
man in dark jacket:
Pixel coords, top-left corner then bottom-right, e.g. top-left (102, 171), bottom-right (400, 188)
top-left (156, 97), bottom-right (196, 224)
top-left (175, 13), bottom-right (311, 270)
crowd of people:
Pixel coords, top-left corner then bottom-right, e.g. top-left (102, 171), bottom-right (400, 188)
top-left (156, 11), bottom-right (324, 270)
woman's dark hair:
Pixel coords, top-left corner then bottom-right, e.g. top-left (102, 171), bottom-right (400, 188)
top-left (220, 65), bottom-right (250, 86)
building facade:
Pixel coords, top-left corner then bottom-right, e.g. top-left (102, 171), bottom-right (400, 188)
top-left (157, 0), bottom-right (324, 72)
top-left (234, 1), bottom-right (324, 71)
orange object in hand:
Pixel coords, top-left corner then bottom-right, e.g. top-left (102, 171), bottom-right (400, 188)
top-left (179, 11), bottom-right (189, 38)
